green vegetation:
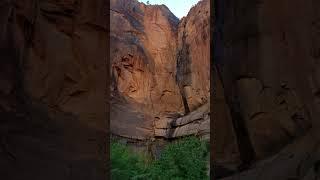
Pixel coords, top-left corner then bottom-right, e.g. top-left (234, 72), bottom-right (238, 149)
top-left (110, 136), bottom-right (209, 180)
top-left (110, 142), bottom-right (150, 179)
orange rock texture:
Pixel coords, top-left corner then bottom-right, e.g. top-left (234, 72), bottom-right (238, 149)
top-left (110, 0), bottom-right (210, 140)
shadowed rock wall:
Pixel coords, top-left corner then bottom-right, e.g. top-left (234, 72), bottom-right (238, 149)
top-left (0, 0), bottom-right (107, 179)
top-left (214, 0), bottom-right (320, 179)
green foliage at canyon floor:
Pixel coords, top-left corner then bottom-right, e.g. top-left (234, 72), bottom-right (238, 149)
top-left (111, 136), bottom-right (210, 180)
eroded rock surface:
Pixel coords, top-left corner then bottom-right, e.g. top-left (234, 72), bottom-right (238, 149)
top-left (0, 0), bottom-right (210, 178)
top-left (0, 0), bottom-right (107, 179)
top-left (110, 0), bottom-right (210, 140)
top-left (213, 0), bottom-right (320, 179)
top-left (154, 102), bottom-right (210, 139)
top-left (177, 0), bottom-right (210, 112)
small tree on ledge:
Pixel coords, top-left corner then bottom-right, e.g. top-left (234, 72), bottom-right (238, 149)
top-left (146, 1), bottom-right (150, 5)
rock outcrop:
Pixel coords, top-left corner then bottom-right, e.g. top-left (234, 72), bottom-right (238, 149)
top-left (110, 0), bottom-right (210, 140)
top-left (154, 102), bottom-right (210, 139)
top-left (177, 0), bottom-right (210, 112)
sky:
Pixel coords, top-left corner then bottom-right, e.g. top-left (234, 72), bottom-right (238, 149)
top-left (138, 0), bottom-right (201, 19)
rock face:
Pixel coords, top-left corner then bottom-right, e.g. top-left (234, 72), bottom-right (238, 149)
top-left (23, 0), bottom-right (108, 131)
top-left (213, 0), bottom-right (320, 179)
top-left (110, 0), bottom-right (210, 140)
top-left (177, 0), bottom-right (210, 112)
top-left (0, 0), bottom-right (209, 178)
top-left (154, 102), bottom-right (210, 139)
top-left (110, 0), bottom-right (183, 139)
top-left (0, 0), bottom-right (107, 179)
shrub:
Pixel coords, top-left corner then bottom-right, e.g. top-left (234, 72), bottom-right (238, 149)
top-left (150, 136), bottom-right (209, 180)
top-left (110, 136), bottom-right (209, 180)
top-left (110, 142), bottom-right (150, 180)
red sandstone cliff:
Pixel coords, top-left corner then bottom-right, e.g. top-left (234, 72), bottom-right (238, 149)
top-left (110, 0), bottom-right (210, 140)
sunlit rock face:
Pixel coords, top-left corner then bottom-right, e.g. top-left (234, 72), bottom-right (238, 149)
top-left (214, 0), bottom-right (320, 179)
top-left (110, 0), bottom-right (182, 139)
top-left (110, 0), bottom-right (210, 140)
top-left (177, 0), bottom-right (210, 112)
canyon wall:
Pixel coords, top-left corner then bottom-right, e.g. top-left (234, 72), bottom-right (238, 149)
top-left (110, 0), bottom-right (210, 140)
top-left (0, 0), bottom-right (107, 179)
top-left (4, 0), bottom-right (320, 179)
top-left (0, 0), bottom-right (210, 178)
top-left (177, 0), bottom-right (210, 112)
top-left (110, 0), bottom-right (183, 139)
top-left (214, 0), bottom-right (320, 179)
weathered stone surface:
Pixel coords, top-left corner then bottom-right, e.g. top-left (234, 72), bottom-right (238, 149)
top-left (212, 66), bottom-right (241, 169)
top-left (1, 0), bottom-right (210, 178)
top-left (110, 0), bottom-right (210, 140)
top-left (174, 103), bottom-right (209, 126)
top-left (0, 0), bottom-right (107, 179)
top-left (214, 0), bottom-right (320, 178)
top-left (23, 0), bottom-right (107, 131)
top-left (220, 133), bottom-right (319, 180)
top-left (110, 0), bottom-right (184, 139)
top-left (154, 102), bottom-right (210, 138)
top-left (177, 0), bottom-right (210, 112)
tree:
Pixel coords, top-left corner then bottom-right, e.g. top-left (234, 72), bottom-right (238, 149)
top-left (146, 1), bottom-right (150, 5)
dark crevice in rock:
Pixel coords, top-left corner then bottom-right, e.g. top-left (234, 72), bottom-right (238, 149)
top-left (179, 87), bottom-right (190, 114)
top-left (230, 99), bottom-right (256, 168)
top-left (215, 66), bottom-right (256, 169)
top-left (176, 20), bottom-right (193, 115)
